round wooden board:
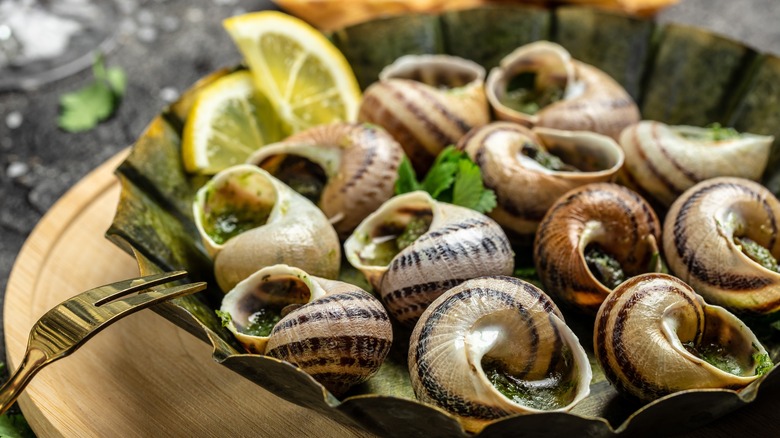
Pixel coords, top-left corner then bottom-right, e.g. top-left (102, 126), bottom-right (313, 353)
top-left (3, 151), bottom-right (372, 437)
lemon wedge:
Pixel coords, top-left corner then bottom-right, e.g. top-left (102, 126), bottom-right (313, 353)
top-left (182, 70), bottom-right (284, 174)
top-left (223, 11), bottom-right (362, 133)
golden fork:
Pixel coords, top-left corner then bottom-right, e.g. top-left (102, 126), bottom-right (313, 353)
top-left (0, 271), bottom-right (206, 415)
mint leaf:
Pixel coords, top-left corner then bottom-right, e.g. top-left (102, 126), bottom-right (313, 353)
top-left (394, 156), bottom-right (422, 194)
top-left (58, 54), bottom-right (125, 133)
top-left (452, 159), bottom-right (497, 213)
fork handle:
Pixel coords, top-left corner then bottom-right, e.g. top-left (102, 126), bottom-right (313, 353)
top-left (0, 348), bottom-right (48, 415)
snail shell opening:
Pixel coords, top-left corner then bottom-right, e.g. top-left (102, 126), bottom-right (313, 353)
top-left (194, 163), bottom-right (279, 258)
top-left (409, 276), bottom-right (592, 433)
top-left (220, 264), bottom-right (324, 355)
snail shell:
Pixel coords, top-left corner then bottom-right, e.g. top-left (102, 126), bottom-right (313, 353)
top-left (534, 183), bottom-right (663, 313)
top-left (619, 121), bottom-right (773, 207)
top-left (344, 191), bottom-right (514, 326)
top-left (221, 264), bottom-right (393, 396)
top-left (409, 276), bottom-right (592, 433)
top-left (247, 122), bottom-right (406, 238)
top-left (458, 122), bottom-right (624, 242)
top-left (595, 273), bottom-right (771, 402)
top-left (193, 164), bottom-right (340, 292)
top-left (486, 41), bottom-right (640, 140)
top-left (358, 54), bottom-right (490, 172)
top-left (663, 177), bottom-right (780, 314)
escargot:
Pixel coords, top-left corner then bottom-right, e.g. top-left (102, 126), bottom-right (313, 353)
top-left (247, 122), bottom-right (405, 237)
top-left (486, 41), bottom-right (639, 140)
top-left (663, 177), bottom-right (780, 314)
top-left (458, 122), bottom-right (624, 243)
top-left (619, 121), bottom-right (773, 207)
top-left (344, 191), bottom-right (514, 326)
top-left (193, 164), bottom-right (340, 292)
top-left (358, 54), bottom-right (490, 172)
top-left (595, 273), bottom-right (772, 402)
top-left (220, 264), bottom-right (393, 396)
top-left (409, 276), bottom-right (592, 433)
top-left (534, 183), bottom-right (663, 313)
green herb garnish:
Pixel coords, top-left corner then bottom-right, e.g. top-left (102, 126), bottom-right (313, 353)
top-left (58, 53), bottom-right (127, 133)
top-left (708, 122), bottom-right (740, 141)
top-left (395, 146), bottom-right (497, 213)
top-left (753, 352), bottom-right (774, 376)
top-left (584, 246), bottom-right (625, 289)
top-left (734, 236), bottom-right (779, 273)
top-left (0, 413), bottom-right (34, 438)
top-left (216, 310), bottom-right (233, 328)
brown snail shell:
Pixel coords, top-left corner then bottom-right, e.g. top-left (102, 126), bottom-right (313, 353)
top-left (663, 177), bottom-right (780, 314)
top-left (486, 41), bottom-right (640, 140)
top-left (358, 54), bottom-right (490, 172)
top-left (458, 122), bottom-right (625, 242)
top-left (534, 182), bottom-right (663, 313)
top-left (619, 121), bottom-right (773, 207)
top-left (193, 164), bottom-right (340, 292)
top-left (409, 276), bottom-right (592, 434)
top-left (220, 264), bottom-right (393, 396)
top-left (344, 191), bottom-right (514, 326)
top-left (595, 273), bottom-right (771, 402)
top-left (247, 122), bottom-right (405, 238)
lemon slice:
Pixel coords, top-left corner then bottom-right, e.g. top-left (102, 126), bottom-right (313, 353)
top-left (182, 70), bottom-right (284, 174)
top-left (223, 11), bottom-right (362, 133)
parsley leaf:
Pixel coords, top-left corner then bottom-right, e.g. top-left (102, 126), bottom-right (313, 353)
top-left (58, 54), bottom-right (126, 133)
top-left (395, 146), bottom-right (497, 214)
top-left (452, 158), bottom-right (497, 213)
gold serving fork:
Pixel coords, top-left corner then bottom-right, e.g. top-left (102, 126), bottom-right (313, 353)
top-left (0, 271), bottom-right (206, 415)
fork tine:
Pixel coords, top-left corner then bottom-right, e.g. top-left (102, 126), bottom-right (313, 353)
top-left (100, 282), bottom-right (208, 315)
top-left (85, 271), bottom-right (188, 305)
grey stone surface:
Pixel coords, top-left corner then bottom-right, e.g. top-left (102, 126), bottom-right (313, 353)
top-left (0, 0), bottom-right (778, 434)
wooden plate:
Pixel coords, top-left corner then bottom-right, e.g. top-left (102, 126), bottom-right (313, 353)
top-left (3, 151), bottom-right (371, 437)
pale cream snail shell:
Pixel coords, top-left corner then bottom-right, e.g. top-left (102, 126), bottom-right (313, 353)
top-left (458, 122), bottom-right (624, 242)
top-left (220, 264), bottom-right (392, 396)
top-left (358, 54), bottom-right (490, 172)
top-left (193, 164), bottom-right (340, 292)
top-left (247, 122), bottom-right (406, 237)
top-left (409, 276), bottom-right (592, 433)
top-left (619, 121), bottom-right (773, 207)
top-left (534, 182), bottom-right (663, 314)
top-left (663, 177), bottom-right (780, 314)
top-left (595, 273), bottom-right (772, 402)
top-left (486, 41), bottom-right (640, 140)
top-left (344, 191), bottom-right (514, 326)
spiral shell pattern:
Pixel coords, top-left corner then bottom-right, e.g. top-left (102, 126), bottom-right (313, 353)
top-left (247, 122), bottom-right (405, 237)
top-left (595, 273), bottom-right (770, 402)
top-left (619, 121), bottom-right (773, 207)
top-left (486, 41), bottom-right (640, 140)
top-left (221, 265), bottom-right (393, 396)
top-left (345, 191), bottom-right (514, 326)
top-left (663, 177), bottom-right (780, 314)
top-left (194, 164), bottom-right (340, 292)
top-left (409, 276), bottom-right (592, 433)
top-left (459, 122), bottom-right (624, 242)
top-left (534, 183), bottom-right (662, 313)
top-left (358, 54), bottom-right (490, 172)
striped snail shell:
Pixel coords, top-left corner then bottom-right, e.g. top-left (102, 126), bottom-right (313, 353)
top-left (344, 191), bottom-right (514, 326)
top-left (595, 273), bottom-right (771, 402)
top-left (220, 264), bottom-right (393, 396)
top-left (534, 183), bottom-right (663, 313)
top-left (486, 41), bottom-right (640, 140)
top-left (409, 276), bottom-right (592, 433)
top-left (193, 164), bottom-right (340, 292)
top-left (619, 121), bottom-right (773, 207)
top-left (247, 122), bottom-right (405, 238)
top-left (458, 122), bottom-right (624, 242)
top-left (358, 54), bottom-right (490, 172)
top-left (663, 177), bottom-right (780, 314)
